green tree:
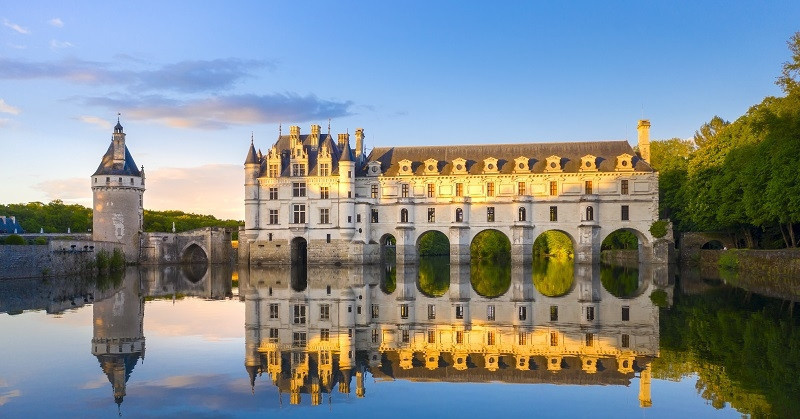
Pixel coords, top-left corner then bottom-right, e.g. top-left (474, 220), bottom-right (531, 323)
top-left (693, 116), bottom-right (730, 149)
top-left (776, 31), bottom-right (800, 95)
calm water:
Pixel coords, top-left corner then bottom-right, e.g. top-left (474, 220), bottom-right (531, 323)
top-left (0, 261), bottom-right (797, 418)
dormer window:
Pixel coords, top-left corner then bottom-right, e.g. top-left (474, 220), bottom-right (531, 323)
top-left (545, 155), bottom-right (562, 173)
top-left (615, 154), bottom-right (634, 172)
top-left (580, 155), bottom-right (598, 172)
top-left (398, 159), bottom-right (413, 176)
top-left (513, 156), bottom-right (530, 173)
top-left (483, 157), bottom-right (499, 174)
top-left (451, 157), bottom-right (468, 175)
top-left (367, 161), bottom-right (382, 177)
top-left (423, 158), bottom-right (439, 176)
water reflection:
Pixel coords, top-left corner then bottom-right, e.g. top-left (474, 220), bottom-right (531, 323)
top-left (532, 257), bottom-right (574, 297)
top-left (241, 263), bottom-right (665, 407)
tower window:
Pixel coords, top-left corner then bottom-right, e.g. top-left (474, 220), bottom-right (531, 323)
top-left (586, 206), bottom-right (594, 221)
top-left (621, 179), bottom-right (629, 195)
top-left (371, 184), bottom-right (379, 198)
top-left (518, 207), bottom-right (526, 222)
top-left (621, 205), bottom-right (630, 221)
top-left (400, 208), bottom-right (409, 223)
top-left (584, 180), bottom-right (593, 194)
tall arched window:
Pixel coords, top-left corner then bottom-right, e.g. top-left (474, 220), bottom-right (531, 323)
top-left (455, 208), bottom-right (463, 222)
top-left (518, 207), bottom-right (526, 222)
top-left (400, 208), bottom-right (409, 223)
top-left (586, 206), bottom-right (594, 221)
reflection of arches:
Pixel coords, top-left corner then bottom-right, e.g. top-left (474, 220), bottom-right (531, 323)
top-left (400, 208), bottom-right (409, 223)
top-left (416, 230), bottom-right (449, 258)
top-left (600, 264), bottom-right (648, 299)
top-left (417, 255), bottom-right (450, 297)
top-left (532, 257), bottom-right (574, 297)
top-left (181, 262), bottom-right (207, 283)
top-left (470, 229), bottom-right (511, 298)
top-left (379, 234), bottom-right (397, 294)
top-left (701, 240), bottom-right (724, 250)
top-left (181, 243), bottom-right (208, 283)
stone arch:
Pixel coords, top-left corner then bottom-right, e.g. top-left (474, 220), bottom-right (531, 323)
top-left (416, 230), bottom-right (450, 258)
top-left (181, 242), bottom-right (208, 264)
top-left (416, 230), bottom-right (450, 297)
top-left (599, 263), bottom-right (648, 299)
top-left (379, 233), bottom-right (397, 294)
top-left (470, 229), bottom-right (511, 298)
top-left (533, 229), bottom-right (576, 259)
top-left (599, 228), bottom-right (648, 265)
top-left (679, 232), bottom-right (736, 262)
top-left (532, 230), bottom-right (575, 297)
top-left (701, 240), bottom-right (725, 250)
top-left (290, 237), bottom-right (308, 291)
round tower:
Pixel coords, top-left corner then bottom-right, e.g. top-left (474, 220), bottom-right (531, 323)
top-left (91, 119), bottom-right (145, 261)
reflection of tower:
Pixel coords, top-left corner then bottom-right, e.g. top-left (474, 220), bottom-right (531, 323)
top-left (91, 119), bottom-right (145, 260)
top-left (91, 270), bottom-right (145, 407)
top-left (638, 362), bottom-right (652, 408)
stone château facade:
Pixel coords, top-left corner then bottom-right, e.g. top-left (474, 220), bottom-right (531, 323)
top-left (240, 120), bottom-right (662, 265)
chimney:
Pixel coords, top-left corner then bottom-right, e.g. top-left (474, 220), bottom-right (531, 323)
top-left (290, 125), bottom-right (300, 147)
top-left (112, 123), bottom-right (126, 165)
top-left (355, 128), bottom-right (365, 161)
top-left (310, 124), bottom-right (321, 147)
top-left (338, 133), bottom-right (350, 151)
top-left (637, 119), bottom-right (651, 164)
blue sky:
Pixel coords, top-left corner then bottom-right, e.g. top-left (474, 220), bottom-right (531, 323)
top-left (1, 1), bottom-right (798, 220)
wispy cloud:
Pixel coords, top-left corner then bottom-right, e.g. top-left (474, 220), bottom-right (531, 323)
top-left (3, 19), bottom-right (29, 34)
top-left (0, 118), bottom-right (10, 127)
top-left (49, 18), bottom-right (63, 28)
top-left (0, 390), bottom-right (22, 407)
top-left (50, 39), bottom-right (73, 49)
top-left (76, 115), bottom-right (112, 129)
top-left (35, 178), bottom-right (91, 203)
top-left (0, 98), bottom-right (20, 115)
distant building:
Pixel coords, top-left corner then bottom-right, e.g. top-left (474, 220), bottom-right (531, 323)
top-left (0, 215), bottom-right (24, 234)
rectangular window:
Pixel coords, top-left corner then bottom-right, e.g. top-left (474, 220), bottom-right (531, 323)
top-left (455, 305), bottom-right (464, 319)
top-left (321, 329), bottom-right (330, 342)
top-left (622, 306), bottom-right (630, 321)
top-left (292, 182), bottom-right (306, 197)
top-left (269, 303), bottom-right (279, 319)
top-left (292, 163), bottom-right (306, 177)
top-left (320, 186), bottom-right (329, 199)
top-left (549, 206), bottom-right (558, 222)
top-left (371, 304), bottom-right (379, 319)
top-left (456, 330), bottom-right (464, 344)
top-left (269, 164), bottom-right (279, 177)
top-left (269, 328), bottom-right (279, 341)
top-left (550, 331), bottom-right (559, 346)
top-left (293, 305), bottom-right (306, 324)
top-left (428, 330), bottom-right (436, 344)
top-left (319, 163), bottom-right (330, 177)
top-left (621, 179), bottom-right (629, 195)
top-left (427, 208), bottom-right (435, 223)
top-left (371, 209), bottom-right (379, 223)
top-left (402, 330), bottom-right (410, 343)
top-left (371, 184), bottom-right (379, 198)
top-left (292, 332), bottom-right (307, 347)
top-left (372, 328), bottom-right (379, 344)
top-left (326, 234), bottom-right (330, 243)
top-left (518, 182), bottom-right (526, 196)
top-left (400, 304), bottom-right (409, 319)
top-left (269, 187), bottom-right (278, 200)
top-left (357, 214), bottom-right (361, 223)
top-left (455, 183), bottom-right (463, 197)
top-left (320, 208), bottom-right (330, 224)
top-left (585, 333), bottom-right (594, 347)
top-left (427, 183), bottom-right (435, 197)
top-left (486, 182), bottom-right (495, 197)
top-left (292, 204), bottom-right (306, 224)
top-left (269, 210), bottom-right (279, 225)
top-left (621, 205), bottom-right (630, 221)
top-left (487, 207), bottom-right (495, 222)
top-left (518, 306), bottom-right (527, 321)
top-left (428, 304), bottom-right (436, 320)
top-left (550, 181), bottom-right (558, 196)
top-left (320, 304), bottom-right (330, 320)
top-left (586, 306), bottom-right (595, 321)
top-left (585, 180), bottom-right (593, 195)
top-left (487, 305), bottom-right (495, 321)
top-left (550, 305), bottom-right (558, 321)
top-left (518, 332), bottom-right (527, 345)
top-left (487, 331), bottom-right (495, 346)
top-left (621, 334), bottom-right (630, 348)
top-left (401, 184), bottom-right (409, 197)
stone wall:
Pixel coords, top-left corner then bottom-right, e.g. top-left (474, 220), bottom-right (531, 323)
top-left (692, 248), bottom-right (800, 301)
top-left (139, 227), bottom-right (233, 265)
top-left (0, 239), bottom-right (121, 280)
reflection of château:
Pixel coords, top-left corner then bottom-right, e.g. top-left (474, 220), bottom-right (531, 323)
top-left (242, 263), bottom-right (666, 407)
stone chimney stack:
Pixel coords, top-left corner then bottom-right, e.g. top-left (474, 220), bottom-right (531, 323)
top-left (112, 121), bottom-right (126, 165)
top-left (290, 125), bottom-right (300, 147)
top-left (338, 133), bottom-right (350, 151)
top-left (310, 124), bottom-right (321, 145)
top-left (355, 128), bottom-right (365, 161)
top-left (637, 119), bottom-right (651, 164)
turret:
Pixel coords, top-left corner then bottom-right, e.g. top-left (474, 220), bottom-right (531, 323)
top-left (244, 137), bottom-right (260, 235)
top-left (637, 119), bottom-right (651, 164)
top-left (338, 133), bottom-right (355, 239)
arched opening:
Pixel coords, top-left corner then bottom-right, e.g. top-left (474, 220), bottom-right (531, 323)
top-left (701, 240), bottom-right (724, 250)
top-left (586, 206), bottom-right (594, 221)
top-left (470, 229), bottom-right (511, 298)
top-left (532, 231), bottom-right (574, 297)
top-left (290, 237), bottom-right (308, 292)
top-left (601, 229), bottom-right (642, 266)
top-left (181, 243), bottom-right (208, 283)
top-left (416, 231), bottom-right (450, 297)
top-left (380, 234), bottom-right (397, 294)
top-left (400, 208), bottom-right (409, 223)
top-left (518, 207), bottom-right (526, 222)
top-left (182, 243), bottom-right (208, 264)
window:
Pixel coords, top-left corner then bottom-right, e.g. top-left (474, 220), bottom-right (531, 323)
top-left (292, 204), bottom-right (306, 224)
top-left (586, 306), bottom-right (595, 321)
top-left (550, 305), bottom-right (558, 321)
top-left (455, 208), bottom-right (463, 222)
top-left (622, 306), bottom-right (630, 321)
top-left (400, 304), bottom-right (409, 319)
top-left (486, 182), bottom-right (495, 197)
top-left (371, 184), bottom-right (379, 198)
top-left (427, 208), bottom-right (435, 223)
top-left (455, 183), bottom-right (463, 197)
top-left (292, 182), bottom-right (306, 197)
top-left (487, 305), bottom-right (495, 321)
top-left (347, 170), bottom-right (352, 178)
top-left (585, 180), bottom-right (593, 194)
top-left (456, 330), bottom-right (464, 344)
top-left (372, 328), bottom-right (379, 343)
top-left (357, 214), bottom-right (361, 223)
top-left (427, 183), bottom-right (435, 197)
top-left (621, 179), bottom-right (629, 195)
top-left (326, 285), bottom-right (331, 295)
top-left (518, 306), bottom-right (527, 321)
top-left (326, 234), bottom-right (330, 243)
top-left (400, 208), bottom-right (409, 223)
top-left (269, 304), bottom-right (279, 319)
top-left (292, 332), bottom-right (307, 347)
top-left (269, 328), bottom-right (279, 341)
top-left (518, 332), bottom-right (527, 345)
top-left (269, 164), bottom-right (279, 177)
top-left (586, 206), bottom-right (594, 221)
top-left (320, 304), bottom-right (330, 320)
top-left (291, 163), bottom-right (306, 177)
top-left (487, 207), bottom-right (495, 222)
top-left (585, 333), bottom-right (594, 347)
top-left (621, 334), bottom-right (630, 348)
top-left (549, 206), bottom-right (558, 222)
top-left (428, 330), bottom-right (436, 344)
top-left (550, 331), bottom-right (559, 346)
top-left (487, 331), bottom-right (495, 345)
top-left (401, 184), bottom-right (409, 197)
top-left (269, 187), bottom-right (278, 200)
top-left (293, 305), bottom-right (306, 324)
top-left (269, 210), bottom-right (279, 225)
top-left (319, 163), bottom-right (330, 177)
top-left (371, 209), bottom-right (379, 223)
top-left (455, 304), bottom-right (464, 319)
top-left (518, 207), bottom-right (526, 222)
top-left (621, 205), bottom-right (630, 221)
top-left (320, 208), bottom-right (330, 224)
top-left (320, 186), bottom-right (329, 199)
top-left (357, 306), bottom-right (362, 315)
top-left (518, 182), bottom-right (526, 196)
top-left (428, 304), bottom-right (436, 320)
top-left (321, 329), bottom-right (330, 341)
top-left (371, 304), bottom-right (379, 319)
top-left (550, 181), bottom-right (558, 196)
top-left (402, 330), bottom-right (410, 343)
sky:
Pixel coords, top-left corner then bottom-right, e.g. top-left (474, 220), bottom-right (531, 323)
top-left (1, 1), bottom-right (799, 220)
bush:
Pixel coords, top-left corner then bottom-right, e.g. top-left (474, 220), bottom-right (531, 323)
top-left (34, 237), bottom-right (48, 245)
top-left (650, 289), bottom-right (669, 308)
top-left (718, 250), bottom-right (739, 271)
top-left (4, 234), bottom-right (26, 245)
top-left (110, 248), bottom-right (126, 272)
top-left (650, 220), bottom-right (669, 239)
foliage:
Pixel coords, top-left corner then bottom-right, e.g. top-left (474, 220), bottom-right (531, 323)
top-left (470, 258), bottom-right (511, 298)
top-left (601, 230), bottom-right (638, 250)
top-left (417, 231), bottom-right (449, 257)
top-left (649, 289), bottom-right (669, 308)
top-left (533, 231), bottom-right (573, 259)
top-left (599, 264), bottom-right (639, 297)
top-left (777, 31), bottom-right (800, 95)
top-left (718, 250), bottom-right (740, 271)
top-left (382, 263), bottom-right (396, 294)
top-left (143, 209), bottom-right (243, 240)
top-left (0, 200), bottom-right (91, 234)
top-left (418, 255), bottom-right (450, 297)
top-left (3, 234), bottom-right (26, 245)
top-left (33, 237), bottom-right (47, 245)
top-left (649, 220), bottom-right (669, 239)
top-left (470, 230), bottom-right (511, 260)
top-left (532, 257), bottom-right (574, 297)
